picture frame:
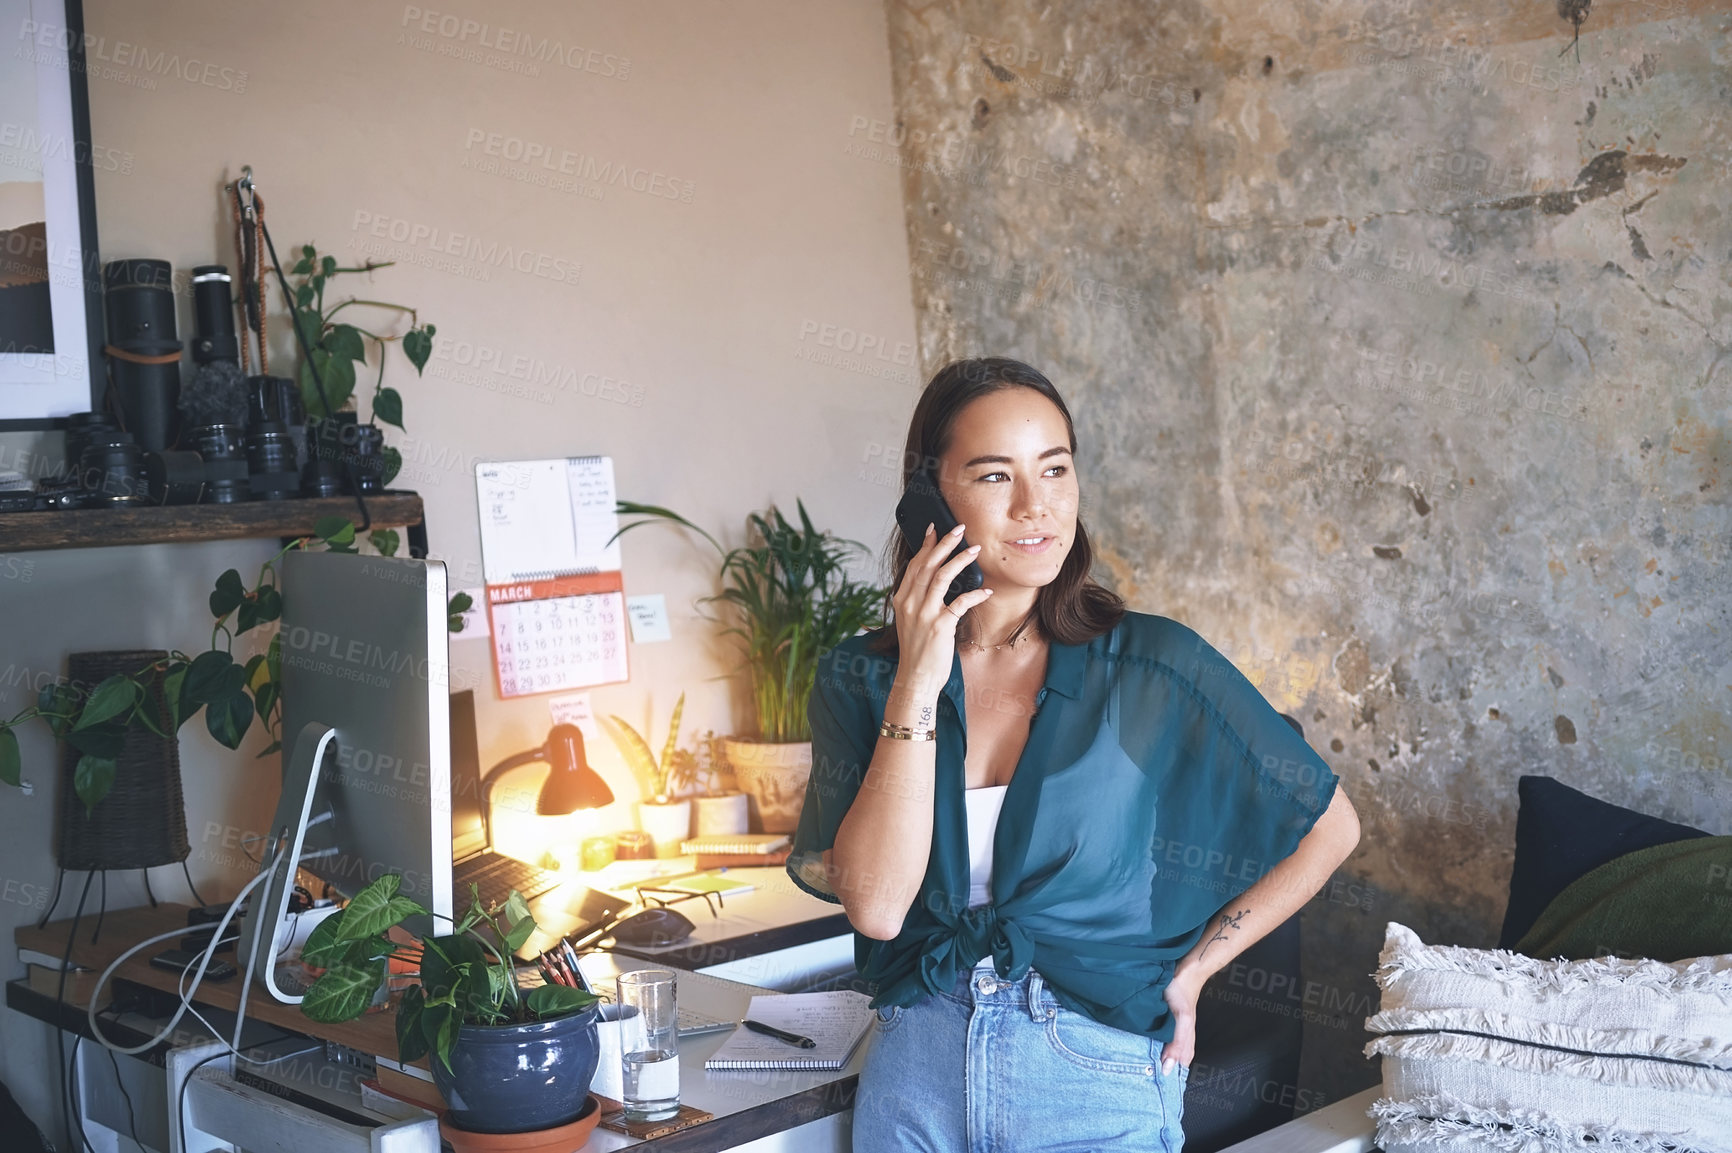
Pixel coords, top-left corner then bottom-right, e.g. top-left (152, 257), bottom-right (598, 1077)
top-left (0, 0), bottom-right (105, 429)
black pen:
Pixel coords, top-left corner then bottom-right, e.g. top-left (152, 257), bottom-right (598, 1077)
top-left (742, 1019), bottom-right (816, 1048)
top-left (559, 938), bottom-right (591, 994)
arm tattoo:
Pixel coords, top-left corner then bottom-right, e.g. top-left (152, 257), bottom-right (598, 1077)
top-left (1199, 907), bottom-right (1249, 960)
top-left (920, 704), bottom-right (932, 725)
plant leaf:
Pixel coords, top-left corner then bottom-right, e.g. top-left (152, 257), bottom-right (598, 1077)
top-left (291, 256), bottom-right (313, 275)
top-left (395, 985), bottom-right (429, 1062)
top-left (527, 984), bottom-right (597, 1019)
top-left (0, 728), bottom-right (20, 787)
top-left (74, 754), bottom-right (116, 812)
top-left (74, 675), bottom-right (139, 731)
top-left (300, 911), bottom-right (350, 968)
top-left (381, 446), bottom-right (401, 487)
top-left (402, 326), bottom-right (433, 374)
top-left (337, 879), bottom-right (429, 941)
top-left (300, 958), bottom-right (386, 1023)
top-left (314, 516), bottom-right (356, 547)
top-left (205, 689), bottom-right (254, 750)
top-left (183, 650), bottom-right (236, 706)
top-left (64, 727), bottom-right (124, 760)
top-left (605, 715), bottom-right (661, 798)
top-left (237, 597), bottom-right (260, 635)
top-left (421, 1000), bottom-right (460, 1074)
top-left (253, 681), bottom-right (277, 728)
top-left (210, 569), bottom-right (246, 619)
top-left (321, 254), bottom-right (338, 278)
top-left (373, 387), bottom-right (403, 430)
top-left (369, 528), bottom-right (400, 557)
top-left (255, 586), bottom-right (282, 625)
top-left (328, 323), bottom-right (365, 363)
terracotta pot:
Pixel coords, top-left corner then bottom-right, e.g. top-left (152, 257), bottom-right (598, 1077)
top-left (636, 799), bottom-right (692, 858)
top-left (722, 738), bottom-right (811, 834)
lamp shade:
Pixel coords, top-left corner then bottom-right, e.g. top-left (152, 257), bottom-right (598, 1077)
top-left (536, 723), bottom-right (614, 814)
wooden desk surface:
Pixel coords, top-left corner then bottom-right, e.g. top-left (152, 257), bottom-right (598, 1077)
top-left (16, 901), bottom-right (412, 1064)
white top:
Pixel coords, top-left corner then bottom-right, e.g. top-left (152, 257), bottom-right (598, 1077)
top-left (964, 785), bottom-right (1009, 909)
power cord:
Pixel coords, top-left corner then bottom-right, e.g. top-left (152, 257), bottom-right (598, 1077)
top-left (85, 841), bottom-right (285, 1056)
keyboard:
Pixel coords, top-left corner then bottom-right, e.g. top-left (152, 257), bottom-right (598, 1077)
top-left (454, 851), bottom-right (560, 911)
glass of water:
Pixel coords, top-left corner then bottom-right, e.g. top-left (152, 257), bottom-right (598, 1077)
top-left (616, 968), bottom-right (679, 1121)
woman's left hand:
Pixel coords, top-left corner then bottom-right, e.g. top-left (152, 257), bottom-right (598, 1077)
top-left (1160, 969), bottom-right (1203, 1074)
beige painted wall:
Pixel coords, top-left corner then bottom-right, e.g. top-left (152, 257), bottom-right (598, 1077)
top-left (0, 1), bottom-right (918, 1138)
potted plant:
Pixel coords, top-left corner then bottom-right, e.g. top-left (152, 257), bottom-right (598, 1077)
top-left (608, 500), bottom-right (888, 833)
top-left (686, 728), bottom-right (750, 838)
top-left (298, 872), bottom-right (600, 1134)
top-left (287, 243), bottom-right (436, 492)
top-left (604, 692), bottom-right (698, 857)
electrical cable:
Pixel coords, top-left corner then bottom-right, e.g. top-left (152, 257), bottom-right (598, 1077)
top-left (84, 841), bottom-right (285, 1056)
top-left (101, 1042), bottom-right (141, 1150)
top-left (84, 810), bottom-right (339, 1057)
top-left (56, 870), bottom-right (98, 1153)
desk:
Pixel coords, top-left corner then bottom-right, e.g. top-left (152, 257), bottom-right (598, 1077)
top-left (571, 866), bottom-right (855, 992)
top-left (522, 864), bottom-right (851, 983)
top-left (10, 892), bottom-right (861, 1151)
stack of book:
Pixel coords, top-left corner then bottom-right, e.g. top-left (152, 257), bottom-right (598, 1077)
top-left (679, 834), bottom-right (790, 870)
top-left (20, 947), bottom-right (101, 1004)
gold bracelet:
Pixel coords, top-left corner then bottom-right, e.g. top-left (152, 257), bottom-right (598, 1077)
top-left (878, 720), bottom-right (936, 741)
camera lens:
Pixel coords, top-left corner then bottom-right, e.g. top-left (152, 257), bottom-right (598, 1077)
top-left (190, 266), bottom-right (238, 365)
top-left (247, 423), bottom-right (299, 501)
top-left (145, 450), bottom-right (205, 505)
top-left (193, 423), bottom-right (250, 503)
top-left (80, 435), bottom-right (148, 507)
top-left (102, 259), bottom-right (182, 452)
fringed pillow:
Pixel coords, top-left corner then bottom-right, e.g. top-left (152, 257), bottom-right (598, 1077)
top-left (1363, 922), bottom-right (1732, 1153)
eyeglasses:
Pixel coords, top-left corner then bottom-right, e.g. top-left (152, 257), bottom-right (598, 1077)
top-left (636, 885), bottom-right (725, 919)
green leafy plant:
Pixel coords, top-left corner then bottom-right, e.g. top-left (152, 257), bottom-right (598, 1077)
top-left (297, 873), bottom-right (596, 1074)
top-left (288, 243), bottom-right (437, 487)
top-left (0, 519), bottom-right (471, 811)
top-left (604, 690), bottom-right (701, 802)
top-left (609, 499), bottom-right (888, 742)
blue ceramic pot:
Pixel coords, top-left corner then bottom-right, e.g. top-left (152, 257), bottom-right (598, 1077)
top-left (431, 1005), bottom-right (601, 1134)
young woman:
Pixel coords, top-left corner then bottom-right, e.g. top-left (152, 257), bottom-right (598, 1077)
top-left (787, 358), bottom-right (1361, 1152)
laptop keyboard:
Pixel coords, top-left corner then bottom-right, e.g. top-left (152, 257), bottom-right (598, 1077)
top-left (454, 852), bottom-right (559, 911)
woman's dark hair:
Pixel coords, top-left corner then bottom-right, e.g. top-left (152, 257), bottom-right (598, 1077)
top-left (864, 357), bottom-right (1125, 656)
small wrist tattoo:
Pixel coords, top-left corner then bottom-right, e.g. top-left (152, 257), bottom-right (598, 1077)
top-left (1199, 907), bottom-right (1249, 959)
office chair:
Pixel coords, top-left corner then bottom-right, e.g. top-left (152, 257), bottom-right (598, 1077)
top-left (1180, 713), bottom-right (1310, 1151)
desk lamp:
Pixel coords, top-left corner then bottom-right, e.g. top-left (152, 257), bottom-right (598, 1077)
top-left (479, 723), bottom-right (614, 849)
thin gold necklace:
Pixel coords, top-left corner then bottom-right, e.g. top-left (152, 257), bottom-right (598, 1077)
top-left (958, 617), bottom-right (1041, 652)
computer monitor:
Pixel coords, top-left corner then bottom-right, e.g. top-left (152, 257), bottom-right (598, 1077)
top-left (237, 550), bottom-right (452, 1001)
top-left (449, 688), bottom-right (486, 859)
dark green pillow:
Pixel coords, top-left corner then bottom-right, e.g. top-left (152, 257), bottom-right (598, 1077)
top-left (1515, 836), bottom-right (1732, 962)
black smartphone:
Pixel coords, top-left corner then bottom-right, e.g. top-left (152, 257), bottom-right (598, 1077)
top-left (894, 465), bottom-right (985, 605)
top-left (149, 948), bottom-right (238, 982)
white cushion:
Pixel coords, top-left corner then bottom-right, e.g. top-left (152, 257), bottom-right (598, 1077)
top-left (1363, 922), bottom-right (1732, 1153)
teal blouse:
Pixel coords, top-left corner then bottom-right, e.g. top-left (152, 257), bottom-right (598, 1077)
top-left (787, 610), bottom-right (1339, 1043)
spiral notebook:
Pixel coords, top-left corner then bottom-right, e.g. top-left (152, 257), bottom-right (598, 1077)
top-left (704, 991), bottom-right (876, 1071)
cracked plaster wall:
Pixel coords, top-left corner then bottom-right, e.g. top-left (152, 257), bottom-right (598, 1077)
top-left (879, 0), bottom-right (1731, 1106)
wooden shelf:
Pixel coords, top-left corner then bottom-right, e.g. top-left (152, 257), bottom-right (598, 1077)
top-left (0, 492), bottom-right (424, 552)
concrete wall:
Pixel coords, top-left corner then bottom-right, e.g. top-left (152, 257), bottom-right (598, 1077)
top-left (0, 1), bottom-right (917, 1142)
top-left (881, 0), bottom-right (1731, 1106)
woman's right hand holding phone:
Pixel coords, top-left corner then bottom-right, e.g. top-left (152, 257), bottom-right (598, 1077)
top-left (893, 522), bottom-right (994, 701)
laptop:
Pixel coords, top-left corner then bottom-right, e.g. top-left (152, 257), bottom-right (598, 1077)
top-left (448, 692), bottom-right (630, 948)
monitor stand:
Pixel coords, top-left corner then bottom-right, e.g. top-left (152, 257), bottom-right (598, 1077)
top-left (237, 720), bottom-right (337, 1003)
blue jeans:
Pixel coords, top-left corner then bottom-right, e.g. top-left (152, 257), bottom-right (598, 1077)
top-left (851, 958), bottom-right (1188, 1152)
